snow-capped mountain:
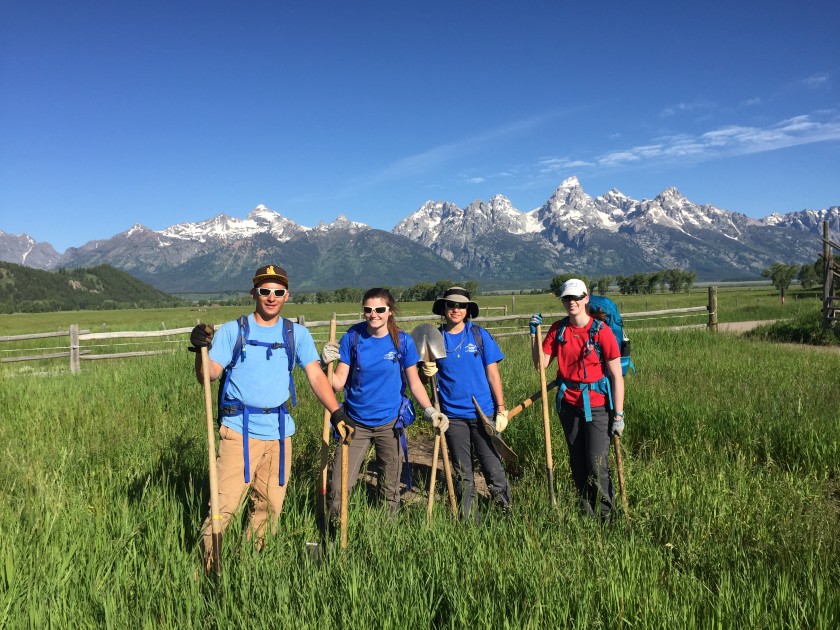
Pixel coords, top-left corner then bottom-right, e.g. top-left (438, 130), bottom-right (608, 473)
top-left (2, 181), bottom-right (837, 292)
top-left (392, 176), bottom-right (838, 282)
top-left (160, 205), bottom-right (308, 242)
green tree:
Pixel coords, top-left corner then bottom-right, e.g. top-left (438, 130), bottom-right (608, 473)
top-left (762, 262), bottom-right (799, 296)
top-left (798, 258), bottom-right (822, 289)
top-left (595, 276), bottom-right (611, 295)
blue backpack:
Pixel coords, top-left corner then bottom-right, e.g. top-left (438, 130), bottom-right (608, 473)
top-left (346, 323), bottom-right (416, 489)
top-left (554, 295), bottom-right (634, 422)
top-left (217, 315), bottom-right (297, 486)
top-left (587, 295), bottom-right (635, 377)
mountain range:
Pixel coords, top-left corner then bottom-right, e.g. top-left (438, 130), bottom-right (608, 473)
top-left (2, 177), bottom-right (837, 293)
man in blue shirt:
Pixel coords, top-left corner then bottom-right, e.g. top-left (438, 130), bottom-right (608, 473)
top-left (189, 264), bottom-right (350, 569)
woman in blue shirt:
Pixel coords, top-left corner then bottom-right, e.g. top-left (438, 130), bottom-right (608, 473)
top-left (420, 286), bottom-right (511, 520)
top-left (322, 288), bottom-right (448, 520)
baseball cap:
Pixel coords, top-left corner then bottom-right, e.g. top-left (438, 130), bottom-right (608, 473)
top-left (252, 264), bottom-right (289, 287)
top-left (560, 278), bottom-right (588, 298)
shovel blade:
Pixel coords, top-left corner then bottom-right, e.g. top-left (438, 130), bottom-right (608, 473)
top-left (411, 324), bottom-right (447, 362)
top-left (471, 396), bottom-right (517, 463)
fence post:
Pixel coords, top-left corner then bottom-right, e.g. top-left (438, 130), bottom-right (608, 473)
top-left (297, 314), bottom-right (306, 327)
top-left (70, 324), bottom-right (80, 373)
top-left (708, 287), bottom-right (718, 332)
top-left (824, 221), bottom-right (834, 331)
top-left (511, 295), bottom-right (516, 314)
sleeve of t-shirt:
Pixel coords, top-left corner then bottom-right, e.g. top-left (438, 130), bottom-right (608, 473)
top-left (541, 321), bottom-right (561, 358)
top-left (293, 324), bottom-right (320, 368)
top-left (338, 328), bottom-right (353, 365)
top-left (208, 319), bottom-right (237, 367)
top-left (480, 327), bottom-right (504, 366)
top-left (403, 333), bottom-right (421, 365)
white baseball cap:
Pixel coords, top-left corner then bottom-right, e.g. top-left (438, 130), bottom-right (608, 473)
top-left (560, 278), bottom-right (588, 298)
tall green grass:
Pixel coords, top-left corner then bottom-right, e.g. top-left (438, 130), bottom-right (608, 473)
top-left (0, 313), bottom-right (838, 627)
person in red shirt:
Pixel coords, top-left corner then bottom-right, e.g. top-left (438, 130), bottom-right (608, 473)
top-left (529, 279), bottom-right (625, 521)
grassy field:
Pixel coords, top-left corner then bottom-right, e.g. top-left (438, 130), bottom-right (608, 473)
top-left (1, 293), bottom-right (838, 627)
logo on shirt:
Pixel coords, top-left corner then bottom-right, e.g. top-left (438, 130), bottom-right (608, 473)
top-left (464, 342), bottom-right (478, 354)
top-left (383, 351), bottom-right (398, 362)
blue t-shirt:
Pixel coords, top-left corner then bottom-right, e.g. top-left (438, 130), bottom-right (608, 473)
top-left (339, 325), bottom-right (421, 427)
top-left (435, 323), bottom-right (504, 419)
top-left (209, 314), bottom-right (320, 440)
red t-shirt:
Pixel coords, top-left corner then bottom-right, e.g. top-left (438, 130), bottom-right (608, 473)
top-left (542, 317), bottom-right (619, 408)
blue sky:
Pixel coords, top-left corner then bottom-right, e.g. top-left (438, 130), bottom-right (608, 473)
top-left (2, 1), bottom-right (839, 252)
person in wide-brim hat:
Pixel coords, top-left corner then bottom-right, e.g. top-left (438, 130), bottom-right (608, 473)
top-left (432, 287), bottom-right (480, 319)
top-left (423, 285), bottom-right (511, 520)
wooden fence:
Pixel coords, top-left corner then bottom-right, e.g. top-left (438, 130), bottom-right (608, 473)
top-left (1, 291), bottom-right (716, 374)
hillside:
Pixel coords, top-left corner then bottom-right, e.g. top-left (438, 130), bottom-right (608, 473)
top-left (0, 262), bottom-right (182, 313)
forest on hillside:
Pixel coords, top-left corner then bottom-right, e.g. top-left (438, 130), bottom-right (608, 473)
top-left (0, 262), bottom-right (183, 313)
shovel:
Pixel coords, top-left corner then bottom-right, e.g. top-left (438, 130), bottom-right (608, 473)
top-left (200, 347), bottom-right (222, 575)
top-left (318, 315), bottom-right (337, 542)
top-left (535, 324), bottom-right (557, 506)
top-left (471, 396), bottom-right (517, 462)
top-left (411, 324), bottom-right (458, 520)
top-left (613, 434), bottom-right (629, 521)
top-left (507, 379), bottom-right (559, 420)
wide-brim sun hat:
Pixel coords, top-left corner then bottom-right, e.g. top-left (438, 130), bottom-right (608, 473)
top-left (252, 264), bottom-right (289, 287)
top-left (432, 286), bottom-right (480, 319)
top-left (560, 278), bottom-right (588, 298)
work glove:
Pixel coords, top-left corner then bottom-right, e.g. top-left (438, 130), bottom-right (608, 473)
top-left (330, 407), bottom-right (356, 444)
top-left (320, 341), bottom-right (340, 367)
top-left (424, 406), bottom-right (449, 434)
top-left (611, 412), bottom-right (625, 438)
top-left (494, 410), bottom-right (509, 433)
top-left (189, 323), bottom-right (214, 352)
top-left (529, 313), bottom-right (542, 336)
top-left (420, 361), bottom-right (438, 378)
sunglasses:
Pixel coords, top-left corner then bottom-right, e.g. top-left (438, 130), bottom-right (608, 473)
top-left (256, 287), bottom-right (288, 297)
top-left (561, 295), bottom-right (586, 303)
top-left (363, 305), bottom-right (390, 315)
top-left (445, 301), bottom-right (467, 310)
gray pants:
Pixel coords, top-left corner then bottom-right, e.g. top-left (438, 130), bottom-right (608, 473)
top-left (444, 417), bottom-right (511, 521)
top-left (559, 401), bottom-right (614, 520)
top-left (327, 419), bottom-right (402, 520)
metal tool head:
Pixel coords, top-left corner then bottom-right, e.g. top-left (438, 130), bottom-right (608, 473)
top-left (411, 324), bottom-right (447, 362)
top-left (472, 396), bottom-right (517, 463)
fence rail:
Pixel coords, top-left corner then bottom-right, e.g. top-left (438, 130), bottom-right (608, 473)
top-left (1, 292), bottom-right (716, 373)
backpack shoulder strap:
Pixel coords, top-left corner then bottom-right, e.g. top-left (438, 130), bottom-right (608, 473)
top-left (396, 330), bottom-right (410, 393)
top-left (217, 315), bottom-right (249, 422)
top-left (556, 316), bottom-right (571, 346)
top-left (468, 322), bottom-right (485, 358)
top-left (282, 318), bottom-right (297, 407)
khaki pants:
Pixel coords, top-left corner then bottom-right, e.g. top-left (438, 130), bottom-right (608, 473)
top-left (200, 425), bottom-right (292, 562)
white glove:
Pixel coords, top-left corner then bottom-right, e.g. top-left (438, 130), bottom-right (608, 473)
top-left (420, 361), bottom-right (438, 378)
top-left (424, 406), bottom-right (449, 433)
top-left (611, 412), bottom-right (625, 438)
top-left (494, 410), bottom-right (509, 433)
top-left (320, 341), bottom-right (340, 366)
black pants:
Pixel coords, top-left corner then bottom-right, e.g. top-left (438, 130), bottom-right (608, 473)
top-left (445, 417), bottom-right (511, 521)
top-left (559, 401), bottom-right (614, 520)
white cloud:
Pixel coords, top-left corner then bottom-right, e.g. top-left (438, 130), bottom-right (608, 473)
top-left (464, 176), bottom-right (485, 184)
top-left (660, 99), bottom-right (716, 118)
top-left (802, 72), bottom-right (829, 88)
top-left (535, 111), bottom-right (840, 175)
